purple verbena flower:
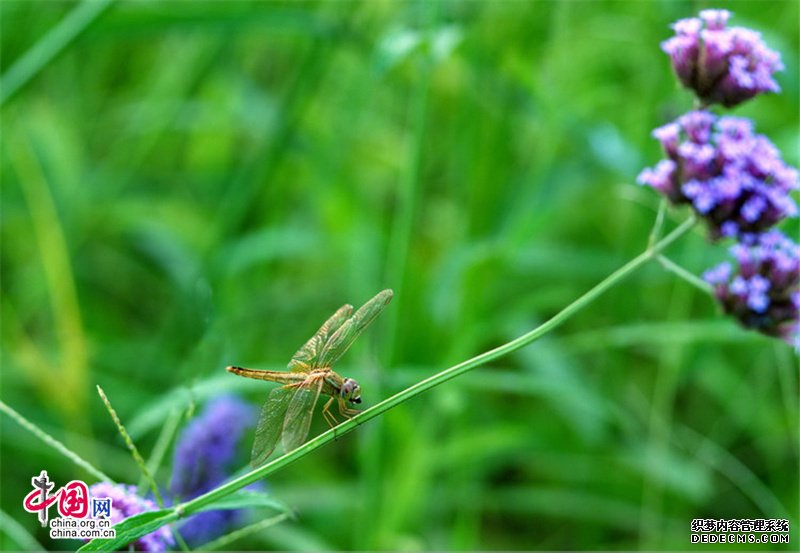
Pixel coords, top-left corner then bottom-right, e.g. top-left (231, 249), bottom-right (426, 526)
top-left (703, 230), bottom-right (800, 342)
top-left (661, 9), bottom-right (783, 107)
top-left (637, 111), bottom-right (799, 240)
top-left (170, 395), bottom-right (255, 545)
top-left (88, 483), bottom-right (174, 552)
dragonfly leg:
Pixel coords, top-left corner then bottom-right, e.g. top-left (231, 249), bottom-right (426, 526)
top-left (322, 396), bottom-right (338, 428)
top-left (337, 397), bottom-right (361, 418)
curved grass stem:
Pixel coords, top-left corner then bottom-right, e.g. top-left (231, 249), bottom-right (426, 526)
top-left (82, 216), bottom-right (697, 550)
top-left (176, 216), bottom-right (697, 517)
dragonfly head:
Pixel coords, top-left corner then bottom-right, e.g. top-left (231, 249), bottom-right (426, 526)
top-left (340, 378), bottom-right (361, 404)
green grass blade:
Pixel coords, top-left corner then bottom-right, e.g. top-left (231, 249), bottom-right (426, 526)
top-left (76, 509), bottom-right (177, 552)
top-left (0, 0), bottom-right (116, 105)
top-left (8, 132), bottom-right (93, 448)
top-left (136, 408), bottom-right (182, 495)
top-left (193, 490), bottom-right (292, 514)
top-left (198, 512), bottom-right (293, 551)
top-left (0, 508), bottom-right (45, 551)
top-left (677, 425), bottom-right (791, 519)
top-left (0, 400), bottom-right (112, 482)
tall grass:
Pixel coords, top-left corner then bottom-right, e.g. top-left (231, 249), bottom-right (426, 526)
top-left (1, 1), bottom-right (797, 551)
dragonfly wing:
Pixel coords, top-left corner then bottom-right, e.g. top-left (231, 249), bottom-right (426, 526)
top-left (317, 289), bottom-right (393, 368)
top-left (281, 375), bottom-right (324, 452)
top-left (288, 304), bottom-right (353, 372)
top-left (250, 386), bottom-right (294, 467)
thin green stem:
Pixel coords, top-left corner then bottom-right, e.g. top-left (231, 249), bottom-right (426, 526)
top-left (96, 386), bottom-right (163, 506)
top-left (82, 216), bottom-right (697, 550)
top-left (648, 199), bottom-right (668, 249)
top-left (383, 46), bottom-right (431, 364)
top-left (370, 14), bottom-right (435, 549)
top-left (137, 409), bottom-right (183, 495)
top-left (0, 0), bottom-right (116, 105)
top-left (135, 407), bottom-right (189, 552)
top-left (171, 529), bottom-right (190, 553)
top-left (0, 400), bottom-right (113, 483)
top-left (176, 216), bottom-right (697, 518)
top-left (656, 255), bottom-right (713, 294)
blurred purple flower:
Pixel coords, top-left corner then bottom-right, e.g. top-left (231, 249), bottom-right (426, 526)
top-left (703, 230), bottom-right (800, 342)
top-left (88, 483), bottom-right (174, 552)
top-left (170, 395), bottom-right (255, 545)
top-left (177, 509), bottom-right (238, 546)
top-left (171, 395), bottom-right (254, 497)
top-left (638, 111), bottom-right (799, 240)
top-left (662, 9), bottom-right (783, 107)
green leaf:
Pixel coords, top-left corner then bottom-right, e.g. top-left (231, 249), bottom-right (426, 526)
top-left (195, 490), bottom-right (293, 514)
top-left (77, 509), bottom-right (176, 552)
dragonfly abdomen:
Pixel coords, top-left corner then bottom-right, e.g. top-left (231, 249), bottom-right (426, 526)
top-left (226, 366), bottom-right (304, 385)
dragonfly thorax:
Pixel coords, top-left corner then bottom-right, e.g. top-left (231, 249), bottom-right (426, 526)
top-left (340, 378), bottom-right (362, 404)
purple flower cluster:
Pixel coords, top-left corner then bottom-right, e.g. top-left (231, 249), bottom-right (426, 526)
top-left (638, 111), bottom-right (799, 240)
top-left (704, 231), bottom-right (800, 343)
top-left (88, 483), bottom-right (174, 552)
top-left (170, 395), bottom-right (255, 545)
top-left (662, 9), bottom-right (783, 107)
top-left (640, 10), bottom-right (798, 347)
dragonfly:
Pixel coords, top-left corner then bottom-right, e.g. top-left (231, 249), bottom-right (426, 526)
top-left (227, 289), bottom-right (393, 466)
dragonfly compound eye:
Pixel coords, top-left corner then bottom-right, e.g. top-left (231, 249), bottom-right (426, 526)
top-left (341, 378), bottom-right (361, 402)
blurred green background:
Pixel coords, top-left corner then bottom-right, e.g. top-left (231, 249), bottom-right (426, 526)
top-left (1, 0), bottom-right (798, 550)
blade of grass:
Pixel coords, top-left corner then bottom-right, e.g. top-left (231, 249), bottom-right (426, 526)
top-left (773, 341), bottom-right (799, 436)
top-left (78, 510), bottom-right (177, 552)
top-left (639, 262), bottom-right (695, 548)
top-left (198, 512), bottom-right (293, 551)
top-left (2, 302), bottom-right (60, 401)
top-left (136, 408), bottom-right (183, 496)
top-left (369, 12), bottom-right (434, 549)
top-left (0, 0), bottom-right (116, 105)
top-left (0, 400), bottom-right (112, 482)
top-left (96, 386), bottom-right (163, 505)
top-left (677, 425), bottom-right (791, 519)
top-left (81, 216), bottom-right (697, 551)
top-left (8, 132), bottom-right (92, 446)
top-left (136, 408), bottom-right (186, 553)
top-left (382, 31), bottom-right (432, 363)
top-left (192, 490), bottom-right (292, 514)
top-left (0, 508), bottom-right (46, 551)
top-left (562, 319), bottom-right (758, 351)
